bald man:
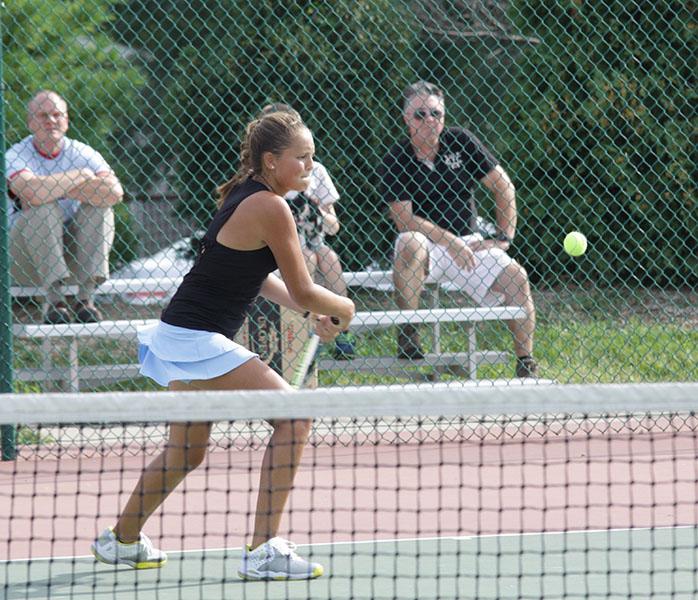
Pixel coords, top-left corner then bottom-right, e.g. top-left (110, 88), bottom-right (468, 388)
top-left (6, 90), bottom-right (123, 323)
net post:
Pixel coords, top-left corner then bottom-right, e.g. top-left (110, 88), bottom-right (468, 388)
top-left (0, 6), bottom-right (17, 461)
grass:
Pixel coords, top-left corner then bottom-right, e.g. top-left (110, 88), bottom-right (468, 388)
top-left (318, 285), bottom-right (697, 386)
top-left (5, 286), bottom-right (695, 457)
top-left (10, 286), bottom-right (697, 392)
top-left (316, 316), bottom-right (697, 386)
top-left (476, 317), bottom-right (697, 383)
top-left (15, 425), bottom-right (54, 446)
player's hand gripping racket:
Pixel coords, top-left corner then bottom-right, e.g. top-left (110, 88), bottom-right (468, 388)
top-left (291, 316), bottom-right (340, 389)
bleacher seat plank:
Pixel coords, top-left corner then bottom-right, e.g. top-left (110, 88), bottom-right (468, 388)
top-left (318, 351), bottom-right (511, 373)
top-left (12, 271), bottom-right (525, 390)
top-left (12, 319), bottom-right (157, 339)
top-left (11, 271), bottom-right (389, 299)
top-left (348, 307), bottom-right (525, 331)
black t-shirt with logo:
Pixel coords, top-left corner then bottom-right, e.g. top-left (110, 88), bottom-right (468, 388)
top-left (380, 127), bottom-right (498, 236)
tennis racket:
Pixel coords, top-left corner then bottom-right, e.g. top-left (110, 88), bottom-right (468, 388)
top-left (290, 316), bottom-right (340, 389)
top-left (290, 334), bottom-right (320, 389)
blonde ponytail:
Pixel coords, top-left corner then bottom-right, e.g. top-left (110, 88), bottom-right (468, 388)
top-left (215, 121), bottom-right (259, 206)
top-left (216, 113), bottom-right (307, 207)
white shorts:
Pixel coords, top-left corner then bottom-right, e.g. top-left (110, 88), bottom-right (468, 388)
top-left (395, 233), bottom-right (513, 306)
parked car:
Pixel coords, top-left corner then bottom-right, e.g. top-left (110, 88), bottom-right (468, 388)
top-left (106, 218), bottom-right (499, 306)
top-left (107, 234), bottom-right (200, 305)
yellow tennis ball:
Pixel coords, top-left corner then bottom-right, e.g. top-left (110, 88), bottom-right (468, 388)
top-left (563, 231), bottom-right (587, 257)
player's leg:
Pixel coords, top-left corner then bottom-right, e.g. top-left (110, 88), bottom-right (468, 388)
top-left (91, 418), bottom-right (211, 569)
top-left (251, 415), bottom-right (313, 547)
top-left (188, 361), bottom-right (320, 580)
top-left (66, 204), bottom-right (115, 322)
top-left (94, 355), bottom-right (320, 577)
top-left (393, 232), bottom-right (429, 358)
top-left (112, 359), bottom-right (310, 545)
top-left (112, 420), bottom-right (213, 545)
top-left (92, 360), bottom-right (265, 568)
top-left (10, 204), bottom-right (72, 323)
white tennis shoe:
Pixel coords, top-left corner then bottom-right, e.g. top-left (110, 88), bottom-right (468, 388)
top-left (91, 527), bottom-right (167, 569)
top-left (238, 537), bottom-right (324, 580)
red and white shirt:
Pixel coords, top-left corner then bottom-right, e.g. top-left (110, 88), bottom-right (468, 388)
top-left (5, 135), bottom-right (113, 227)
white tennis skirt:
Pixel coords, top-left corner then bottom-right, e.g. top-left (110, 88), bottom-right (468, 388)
top-left (137, 321), bottom-right (257, 387)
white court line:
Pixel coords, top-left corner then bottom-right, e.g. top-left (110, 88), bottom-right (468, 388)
top-left (3, 524), bottom-right (695, 564)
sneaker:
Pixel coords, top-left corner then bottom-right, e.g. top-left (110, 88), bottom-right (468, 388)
top-left (44, 302), bottom-right (72, 325)
top-left (333, 332), bottom-right (356, 360)
top-left (73, 300), bottom-right (103, 323)
top-left (516, 356), bottom-right (540, 378)
top-left (238, 537), bottom-right (324, 581)
top-left (397, 325), bottom-right (424, 360)
top-left (91, 527), bottom-right (167, 570)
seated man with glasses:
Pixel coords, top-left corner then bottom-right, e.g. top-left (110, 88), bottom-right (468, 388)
top-left (379, 80), bottom-right (539, 378)
top-left (6, 90), bottom-right (123, 324)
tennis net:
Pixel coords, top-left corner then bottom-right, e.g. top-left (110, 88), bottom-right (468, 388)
top-left (1, 381), bottom-right (697, 599)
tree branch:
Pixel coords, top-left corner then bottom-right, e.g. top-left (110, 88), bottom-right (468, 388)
top-left (423, 27), bottom-right (540, 45)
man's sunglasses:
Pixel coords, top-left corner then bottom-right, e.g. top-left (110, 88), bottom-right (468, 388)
top-left (413, 108), bottom-right (444, 121)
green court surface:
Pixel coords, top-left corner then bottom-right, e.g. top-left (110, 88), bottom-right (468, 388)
top-left (2, 527), bottom-right (696, 600)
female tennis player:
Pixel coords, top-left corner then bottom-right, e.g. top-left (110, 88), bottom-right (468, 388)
top-left (91, 112), bottom-right (355, 580)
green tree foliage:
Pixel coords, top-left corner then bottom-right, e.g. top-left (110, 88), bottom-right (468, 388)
top-left (111, 0), bottom-right (419, 268)
top-left (3, 0), bottom-right (145, 267)
top-left (3, 0), bottom-right (143, 166)
top-left (502, 1), bottom-right (695, 287)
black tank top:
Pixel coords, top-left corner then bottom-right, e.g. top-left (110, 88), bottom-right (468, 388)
top-left (161, 178), bottom-right (278, 339)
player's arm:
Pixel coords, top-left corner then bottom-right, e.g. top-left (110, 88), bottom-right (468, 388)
top-left (67, 171), bottom-right (124, 207)
top-left (388, 198), bottom-right (475, 270)
top-left (481, 165), bottom-right (516, 241)
top-left (8, 169), bottom-right (96, 208)
top-left (260, 273), bottom-right (342, 343)
top-left (217, 197), bottom-right (306, 312)
top-left (235, 193), bottom-right (354, 328)
top-left (263, 196), bottom-right (353, 328)
top-left (259, 273), bottom-right (305, 313)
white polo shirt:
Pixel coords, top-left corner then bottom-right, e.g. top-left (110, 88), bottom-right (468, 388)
top-left (5, 135), bottom-right (113, 228)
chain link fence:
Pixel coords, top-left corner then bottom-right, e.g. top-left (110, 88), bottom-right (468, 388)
top-left (1, 1), bottom-right (695, 408)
